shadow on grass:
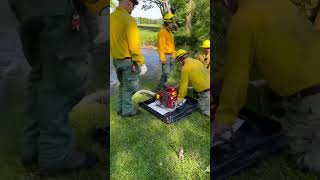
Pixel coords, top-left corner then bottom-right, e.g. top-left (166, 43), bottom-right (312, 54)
top-left (110, 89), bottom-right (210, 179)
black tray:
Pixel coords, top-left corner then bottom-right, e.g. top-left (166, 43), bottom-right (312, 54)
top-left (139, 96), bottom-right (199, 124)
top-left (212, 109), bottom-right (289, 180)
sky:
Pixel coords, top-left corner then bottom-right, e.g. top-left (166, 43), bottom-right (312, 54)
top-left (112, 0), bottom-right (162, 19)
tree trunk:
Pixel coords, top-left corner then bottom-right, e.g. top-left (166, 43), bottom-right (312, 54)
top-left (186, 0), bottom-right (192, 34)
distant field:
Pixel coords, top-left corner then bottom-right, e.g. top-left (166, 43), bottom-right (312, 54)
top-left (138, 24), bottom-right (162, 28)
top-left (138, 24), bottom-right (161, 46)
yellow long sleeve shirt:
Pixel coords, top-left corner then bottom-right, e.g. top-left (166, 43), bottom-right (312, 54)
top-left (178, 58), bottom-right (210, 100)
top-left (197, 52), bottom-right (211, 70)
top-left (216, 0), bottom-right (320, 125)
top-left (110, 7), bottom-right (144, 65)
top-left (158, 26), bottom-right (175, 62)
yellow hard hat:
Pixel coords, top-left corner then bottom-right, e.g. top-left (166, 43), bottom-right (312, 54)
top-left (175, 49), bottom-right (189, 61)
top-left (201, 39), bottom-right (210, 48)
top-left (164, 13), bottom-right (175, 22)
top-left (84, 0), bottom-right (110, 16)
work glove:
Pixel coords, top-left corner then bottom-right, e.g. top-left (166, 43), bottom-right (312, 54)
top-left (177, 99), bottom-right (186, 107)
top-left (139, 64), bottom-right (148, 76)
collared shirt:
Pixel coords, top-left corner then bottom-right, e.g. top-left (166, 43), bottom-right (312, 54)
top-left (110, 7), bottom-right (144, 64)
top-left (158, 26), bottom-right (175, 62)
top-left (197, 51), bottom-right (211, 70)
top-left (178, 58), bottom-right (210, 100)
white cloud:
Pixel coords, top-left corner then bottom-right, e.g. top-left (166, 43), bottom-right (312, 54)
top-left (110, 0), bottom-right (162, 19)
top-left (131, 2), bottom-right (162, 19)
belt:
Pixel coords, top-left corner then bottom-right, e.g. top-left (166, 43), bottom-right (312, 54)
top-left (116, 57), bottom-right (132, 63)
top-left (292, 84), bottom-right (320, 98)
top-left (197, 89), bottom-right (210, 94)
top-left (165, 53), bottom-right (173, 55)
top-left (118, 57), bottom-right (131, 60)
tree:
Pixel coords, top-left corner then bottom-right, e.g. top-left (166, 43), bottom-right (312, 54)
top-left (110, 0), bottom-right (117, 11)
top-left (185, 0), bottom-right (193, 34)
top-left (141, 0), bottom-right (171, 16)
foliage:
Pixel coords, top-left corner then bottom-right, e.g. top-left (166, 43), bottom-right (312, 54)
top-left (190, 0), bottom-right (210, 47)
top-left (137, 17), bottom-right (163, 24)
top-left (110, 0), bottom-right (117, 11)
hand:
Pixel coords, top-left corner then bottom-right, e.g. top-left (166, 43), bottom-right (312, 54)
top-left (177, 99), bottom-right (186, 107)
top-left (211, 120), bottom-right (232, 145)
top-left (139, 64), bottom-right (147, 76)
top-left (161, 60), bottom-right (166, 65)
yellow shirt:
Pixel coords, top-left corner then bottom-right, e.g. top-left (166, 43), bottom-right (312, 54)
top-left (158, 26), bottom-right (175, 62)
top-left (216, 0), bottom-right (320, 125)
top-left (178, 58), bottom-right (210, 100)
top-left (110, 7), bottom-right (144, 65)
top-left (197, 52), bottom-right (210, 70)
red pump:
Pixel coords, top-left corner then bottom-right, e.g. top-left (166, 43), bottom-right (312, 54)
top-left (156, 87), bottom-right (178, 109)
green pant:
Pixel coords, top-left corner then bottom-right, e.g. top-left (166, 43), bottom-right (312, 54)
top-left (113, 59), bottom-right (139, 115)
top-left (159, 54), bottom-right (174, 90)
top-left (276, 93), bottom-right (320, 172)
top-left (16, 14), bottom-right (90, 169)
top-left (198, 91), bottom-right (210, 117)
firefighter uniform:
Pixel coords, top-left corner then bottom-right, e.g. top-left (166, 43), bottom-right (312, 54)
top-left (197, 52), bottom-right (210, 70)
top-left (158, 25), bottom-right (176, 90)
top-left (110, 7), bottom-right (144, 115)
top-left (177, 55), bottom-right (210, 116)
top-left (198, 39), bottom-right (210, 70)
top-left (8, 0), bottom-right (103, 172)
top-left (216, 0), bottom-right (320, 172)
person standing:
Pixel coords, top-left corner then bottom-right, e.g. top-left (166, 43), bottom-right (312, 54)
top-left (197, 39), bottom-right (211, 70)
top-left (8, 0), bottom-right (107, 176)
top-left (158, 12), bottom-right (176, 90)
top-left (110, 0), bottom-right (147, 116)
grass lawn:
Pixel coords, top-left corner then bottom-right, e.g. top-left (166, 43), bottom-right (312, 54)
top-left (139, 24), bottom-right (162, 28)
top-left (0, 102), bottom-right (108, 180)
top-left (110, 82), bottom-right (210, 179)
top-left (138, 24), bottom-right (161, 45)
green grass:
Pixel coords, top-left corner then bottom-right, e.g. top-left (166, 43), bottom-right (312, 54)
top-left (110, 82), bottom-right (210, 179)
top-left (138, 24), bottom-right (161, 46)
top-left (139, 24), bottom-right (162, 28)
top-left (0, 102), bottom-right (108, 180)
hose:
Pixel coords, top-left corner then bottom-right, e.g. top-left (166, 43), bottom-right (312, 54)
top-left (135, 89), bottom-right (156, 97)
